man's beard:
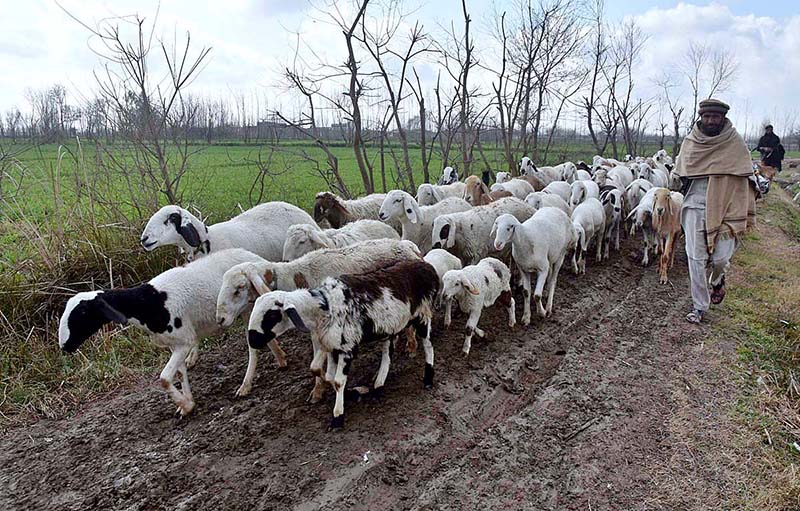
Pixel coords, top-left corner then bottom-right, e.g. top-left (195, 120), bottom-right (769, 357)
top-left (698, 120), bottom-right (723, 136)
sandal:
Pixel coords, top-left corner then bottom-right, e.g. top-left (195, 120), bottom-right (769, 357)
top-left (686, 309), bottom-right (705, 324)
top-left (711, 276), bottom-right (726, 305)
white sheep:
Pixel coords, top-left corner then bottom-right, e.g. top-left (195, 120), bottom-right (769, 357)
top-left (424, 248), bottom-right (463, 317)
top-left (59, 248), bottom-right (264, 416)
top-left (576, 169), bottom-right (593, 181)
top-left (593, 166), bottom-right (634, 191)
top-left (245, 259), bottom-right (439, 428)
top-left (495, 171), bottom-right (513, 184)
top-left (570, 198), bottom-right (606, 274)
top-left (542, 180), bottom-right (572, 204)
top-left (378, 190), bottom-right (471, 253)
top-left (491, 209), bottom-right (575, 324)
top-left (313, 191), bottom-right (401, 233)
top-left (636, 163), bottom-right (669, 188)
top-left (524, 191), bottom-right (572, 216)
top-left (624, 178), bottom-right (654, 214)
top-left (569, 179), bottom-right (600, 207)
top-left (430, 197), bottom-right (536, 265)
top-left (490, 179), bottom-right (535, 200)
top-left (626, 187), bottom-right (659, 266)
top-left (217, 239), bottom-right (421, 402)
top-left (281, 220), bottom-right (399, 261)
top-left (442, 258), bottom-right (516, 355)
top-left (141, 202), bottom-right (315, 262)
top-left (417, 182), bottom-right (468, 206)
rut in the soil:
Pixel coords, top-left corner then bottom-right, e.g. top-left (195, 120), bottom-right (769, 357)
top-left (0, 238), bottom-right (696, 511)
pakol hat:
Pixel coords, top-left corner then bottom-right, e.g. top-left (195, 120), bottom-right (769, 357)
top-left (698, 98), bottom-right (730, 115)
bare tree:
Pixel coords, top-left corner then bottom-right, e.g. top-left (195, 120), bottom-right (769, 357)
top-left (683, 41), bottom-right (739, 129)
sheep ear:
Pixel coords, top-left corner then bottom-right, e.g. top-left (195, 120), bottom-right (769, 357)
top-left (245, 267), bottom-right (271, 295)
top-left (479, 181), bottom-right (491, 195)
top-left (403, 195), bottom-right (419, 224)
top-left (489, 221), bottom-right (498, 240)
top-left (168, 212), bottom-right (201, 248)
top-left (284, 307), bottom-right (309, 333)
top-left (462, 276), bottom-right (480, 296)
top-left (96, 297), bottom-right (128, 325)
top-left (308, 228), bottom-right (326, 246)
top-left (432, 188), bottom-right (444, 202)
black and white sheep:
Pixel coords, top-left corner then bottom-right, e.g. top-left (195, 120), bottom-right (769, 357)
top-left (59, 248), bottom-right (263, 416)
top-left (378, 190), bottom-right (471, 254)
top-left (600, 188), bottom-right (625, 259)
top-left (313, 191), bottom-right (402, 233)
top-left (441, 258), bottom-right (515, 355)
top-left (281, 220), bottom-right (399, 261)
top-left (436, 166), bottom-right (460, 185)
top-left (217, 238), bottom-right (421, 402)
top-left (245, 259), bottom-right (439, 428)
top-left (492, 208), bottom-right (575, 324)
top-left (140, 202), bottom-right (314, 262)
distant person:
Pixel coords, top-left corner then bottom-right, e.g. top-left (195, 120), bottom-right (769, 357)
top-left (756, 124), bottom-right (784, 171)
top-left (674, 98), bottom-right (757, 324)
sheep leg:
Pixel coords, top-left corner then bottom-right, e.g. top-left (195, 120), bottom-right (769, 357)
top-left (614, 222), bottom-right (621, 251)
top-left (507, 296), bottom-right (516, 328)
top-left (307, 345), bottom-right (328, 403)
top-left (462, 306), bottom-right (484, 355)
top-left (422, 318), bottom-right (435, 388)
top-left (444, 297), bottom-right (452, 328)
top-left (160, 345), bottom-right (194, 416)
top-left (596, 231), bottom-right (604, 262)
top-left (533, 268), bottom-right (548, 318)
top-left (546, 258), bottom-right (564, 316)
top-left (642, 230), bottom-right (650, 266)
top-left (373, 340), bottom-right (392, 391)
top-left (184, 346), bottom-right (199, 369)
top-left (520, 271), bottom-right (533, 326)
top-left (177, 363), bottom-right (193, 413)
top-left (331, 352), bottom-right (350, 429)
top-left (267, 340), bottom-right (288, 369)
top-left (236, 348), bottom-right (259, 397)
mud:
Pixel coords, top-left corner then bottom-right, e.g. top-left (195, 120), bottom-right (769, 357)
top-left (0, 239), bottom-right (731, 510)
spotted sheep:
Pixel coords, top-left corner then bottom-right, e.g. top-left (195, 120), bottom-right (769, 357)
top-left (600, 188), bottom-right (625, 260)
top-left (441, 257), bottom-right (516, 355)
top-left (216, 238), bottom-right (422, 402)
top-left (245, 259), bottom-right (439, 428)
top-left (58, 248), bottom-right (264, 417)
top-left (140, 202), bottom-right (315, 262)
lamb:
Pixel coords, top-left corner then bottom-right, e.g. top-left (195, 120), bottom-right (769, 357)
top-left (599, 188), bottom-right (625, 259)
top-left (542, 180), bottom-right (572, 204)
top-left (141, 202), bottom-right (315, 262)
top-left (431, 197), bottom-right (536, 264)
top-left (441, 258), bottom-right (516, 355)
top-left (491, 179), bottom-right (535, 200)
top-left (524, 191), bottom-right (572, 216)
top-left (519, 156), bottom-right (536, 176)
top-left (437, 166), bottom-right (460, 185)
top-left (245, 260), bottom-right (439, 428)
top-left (416, 181), bottom-right (468, 206)
top-left (216, 239), bottom-right (421, 401)
top-left (569, 179), bottom-right (600, 207)
top-left (651, 189), bottom-right (684, 284)
top-left (495, 171), bottom-right (512, 184)
top-left (553, 162), bottom-right (578, 183)
top-left (379, 190), bottom-right (471, 253)
top-left (313, 191), bottom-right (401, 233)
top-left (492, 208), bottom-right (575, 324)
top-left (654, 149), bottom-right (673, 166)
top-left (570, 198), bottom-right (606, 274)
top-left (463, 175), bottom-right (513, 205)
top-left (59, 248), bottom-right (264, 417)
top-left (281, 220), bottom-right (399, 261)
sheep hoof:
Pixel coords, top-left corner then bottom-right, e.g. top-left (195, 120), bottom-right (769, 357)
top-left (423, 364), bottom-right (434, 388)
top-left (235, 384), bottom-right (251, 398)
top-left (522, 317), bottom-right (531, 326)
top-left (330, 414), bottom-right (345, 429)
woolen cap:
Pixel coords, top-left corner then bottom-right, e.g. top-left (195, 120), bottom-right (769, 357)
top-left (698, 98), bottom-right (730, 115)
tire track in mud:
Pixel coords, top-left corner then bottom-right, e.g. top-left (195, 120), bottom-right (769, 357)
top-left (0, 238), bottom-right (695, 511)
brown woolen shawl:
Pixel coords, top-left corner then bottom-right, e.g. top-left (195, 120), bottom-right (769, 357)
top-left (675, 119), bottom-right (757, 253)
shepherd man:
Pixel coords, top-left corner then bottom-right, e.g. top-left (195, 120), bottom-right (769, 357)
top-left (674, 98), bottom-right (757, 324)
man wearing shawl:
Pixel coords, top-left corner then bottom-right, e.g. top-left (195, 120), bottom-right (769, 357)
top-left (674, 99), bottom-right (757, 324)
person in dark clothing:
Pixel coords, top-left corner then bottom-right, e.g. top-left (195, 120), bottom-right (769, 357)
top-left (756, 124), bottom-right (784, 171)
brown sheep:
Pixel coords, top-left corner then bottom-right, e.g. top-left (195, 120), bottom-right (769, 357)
top-left (651, 188), bottom-right (684, 284)
top-left (463, 175), bottom-right (512, 205)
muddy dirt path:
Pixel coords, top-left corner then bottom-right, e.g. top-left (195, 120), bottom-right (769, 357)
top-left (0, 238), bottom-right (738, 510)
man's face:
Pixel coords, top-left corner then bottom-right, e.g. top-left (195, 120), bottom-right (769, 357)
top-left (699, 112), bottom-right (725, 136)
top-left (766, 127), bottom-right (773, 134)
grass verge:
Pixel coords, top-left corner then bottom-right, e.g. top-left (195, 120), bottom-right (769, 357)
top-left (718, 187), bottom-right (800, 509)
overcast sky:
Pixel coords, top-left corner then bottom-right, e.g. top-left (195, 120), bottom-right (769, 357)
top-left (1, 0), bottom-right (798, 137)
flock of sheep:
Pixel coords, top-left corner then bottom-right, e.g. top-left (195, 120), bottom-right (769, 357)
top-left (58, 149), bottom-right (685, 428)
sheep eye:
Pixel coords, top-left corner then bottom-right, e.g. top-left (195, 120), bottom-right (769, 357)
top-left (298, 240), bottom-right (305, 244)
top-left (395, 199), bottom-right (401, 203)
top-left (233, 290), bottom-right (240, 296)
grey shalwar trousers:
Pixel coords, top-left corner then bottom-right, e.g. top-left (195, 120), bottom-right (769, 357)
top-left (681, 178), bottom-right (737, 312)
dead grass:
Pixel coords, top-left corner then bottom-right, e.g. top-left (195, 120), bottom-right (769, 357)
top-left (720, 187), bottom-right (800, 509)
